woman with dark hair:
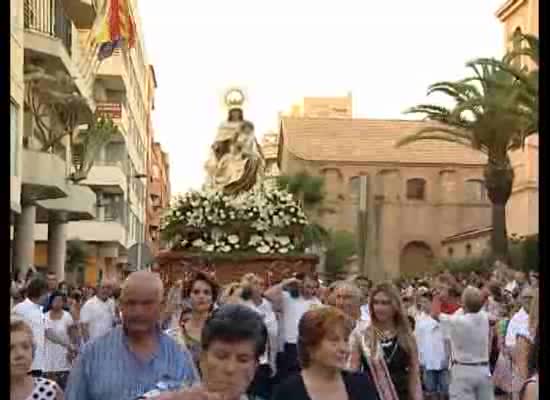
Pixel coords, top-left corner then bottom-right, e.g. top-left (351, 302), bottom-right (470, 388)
top-left (153, 304), bottom-right (267, 400)
top-left (43, 291), bottom-right (75, 389)
top-left (273, 306), bottom-right (377, 400)
top-left (167, 272), bottom-right (219, 370)
top-left (57, 281), bottom-right (70, 296)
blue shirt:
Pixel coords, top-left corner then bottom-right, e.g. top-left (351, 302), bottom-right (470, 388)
top-left (65, 326), bottom-right (199, 400)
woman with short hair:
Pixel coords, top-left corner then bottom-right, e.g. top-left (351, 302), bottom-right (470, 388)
top-left (11, 316), bottom-right (63, 400)
top-left (273, 306), bottom-right (377, 400)
top-left (154, 304), bottom-right (268, 400)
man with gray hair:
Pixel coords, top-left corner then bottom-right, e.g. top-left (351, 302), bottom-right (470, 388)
top-left (79, 279), bottom-right (115, 342)
top-left (333, 280), bottom-right (363, 323)
top-left (432, 286), bottom-right (494, 400)
top-left (65, 271), bottom-right (198, 400)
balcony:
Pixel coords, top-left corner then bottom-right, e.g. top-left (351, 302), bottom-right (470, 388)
top-left (96, 51), bottom-right (126, 91)
top-left (24, 1), bottom-right (97, 112)
top-left (34, 220), bottom-right (127, 247)
top-left (21, 149), bottom-right (69, 202)
top-left (37, 184), bottom-right (96, 222)
top-left (81, 161), bottom-right (127, 194)
top-left (67, 220), bottom-right (127, 246)
top-left (24, 0), bottom-right (72, 56)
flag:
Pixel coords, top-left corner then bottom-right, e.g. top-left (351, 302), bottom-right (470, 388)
top-left (96, 0), bottom-right (136, 61)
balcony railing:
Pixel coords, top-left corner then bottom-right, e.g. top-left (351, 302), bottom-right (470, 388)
top-left (24, 0), bottom-right (72, 56)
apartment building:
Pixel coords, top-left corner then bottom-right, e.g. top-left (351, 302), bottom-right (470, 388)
top-left (12, 0), bottom-right (99, 281)
top-left (15, 0), bottom-right (153, 284)
top-left (147, 142), bottom-right (171, 257)
top-left (11, 0), bottom-right (24, 216)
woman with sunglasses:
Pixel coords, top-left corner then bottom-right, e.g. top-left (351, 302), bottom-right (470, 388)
top-left (167, 272), bottom-right (219, 371)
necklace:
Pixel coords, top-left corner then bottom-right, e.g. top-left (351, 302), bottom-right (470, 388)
top-left (381, 336), bottom-right (399, 364)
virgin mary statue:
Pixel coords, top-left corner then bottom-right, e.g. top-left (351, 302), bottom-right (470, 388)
top-left (204, 88), bottom-right (265, 195)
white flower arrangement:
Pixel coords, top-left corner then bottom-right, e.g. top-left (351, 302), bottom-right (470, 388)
top-left (161, 187), bottom-right (309, 254)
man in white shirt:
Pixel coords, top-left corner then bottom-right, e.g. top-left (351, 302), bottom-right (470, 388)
top-left (12, 277), bottom-right (48, 376)
top-left (80, 280), bottom-right (115, 342)
top-left (433, 286), bottom-right (493, 400)
top-left (240, 273), bottom-right (279, 398)
top-left (265, 273), bottom-right (321, 383)
top-left (416, 292), bottom-right (450, 400)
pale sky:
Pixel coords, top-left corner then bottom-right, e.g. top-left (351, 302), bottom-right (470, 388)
top-left (139, 0), bottom-right (505, 196)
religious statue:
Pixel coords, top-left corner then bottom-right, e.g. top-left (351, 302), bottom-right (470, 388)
top-left (204, 88), bottom-right (265, 195)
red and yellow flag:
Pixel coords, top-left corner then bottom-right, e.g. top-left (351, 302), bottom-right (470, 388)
top-left (96, 0), bottom-right (136, 60)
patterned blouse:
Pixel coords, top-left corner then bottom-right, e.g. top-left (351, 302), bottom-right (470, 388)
top-left (166, 326), bottom-right (202, 371)
top-left (27, 377), bottom-right (59, 400)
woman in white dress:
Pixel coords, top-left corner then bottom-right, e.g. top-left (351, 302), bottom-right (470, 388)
top-left (43, 291), bottom-right (75, 390)
top-left (11, 316), bottom-right (63, 400)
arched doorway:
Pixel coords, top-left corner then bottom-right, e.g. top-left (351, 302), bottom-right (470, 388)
top-left (400, 241), bottom-right (435, 277)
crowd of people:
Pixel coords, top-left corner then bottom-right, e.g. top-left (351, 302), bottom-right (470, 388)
top-left (10, 264), bottom-right (539, 400)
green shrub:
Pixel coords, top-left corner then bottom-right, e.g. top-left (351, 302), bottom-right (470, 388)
top-left (324, 230), bottom-right (356, 282)
top-left (435, 253), bottom-right (492, 274)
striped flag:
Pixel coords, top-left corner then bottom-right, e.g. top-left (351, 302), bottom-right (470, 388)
top-left (96, 0), bottom-right (136, 60)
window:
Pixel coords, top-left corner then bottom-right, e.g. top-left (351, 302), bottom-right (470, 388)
top-left (406, 178), bottom-right (426, 200)
top-left (466, 243), bottom-right (472, 256)
top-left (349, 176), bottom-right (360, 203)
top-left (465, 179), bottom-right (487, 202)
top-left (447, 247), bottom-right (454, 257)
top-left (10, 102), bottom-right (18, 176)
top-left (512, 27), bottom-right (523, 68)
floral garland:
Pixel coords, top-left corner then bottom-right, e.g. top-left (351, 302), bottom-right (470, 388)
top-left (162, 188), bottom-right (309, 254)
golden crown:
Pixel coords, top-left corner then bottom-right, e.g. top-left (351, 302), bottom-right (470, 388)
top-left (224, 87), bottom-right (246, 109)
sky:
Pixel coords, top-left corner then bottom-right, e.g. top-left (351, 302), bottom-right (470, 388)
top-left (139, 0), bottom-right (505, 196)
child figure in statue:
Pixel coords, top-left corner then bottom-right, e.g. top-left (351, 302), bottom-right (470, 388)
top-left (204, 106), bottom-right (264, 195)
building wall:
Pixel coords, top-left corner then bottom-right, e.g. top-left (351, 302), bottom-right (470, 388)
top-left (67, 1), bottom-right (152, 281)
top-left (148, 142), bottom-right (171, 255)
top-left (10, 0), bottom-right (24, 213)
top-left (287, 94), bottom-right (353, 118)
top-left (441, 232), bottom-right (491, 259)
top-left (497, 0), bottom-right (539, 237)
top-left (280, 146), bottom-right (491, 278)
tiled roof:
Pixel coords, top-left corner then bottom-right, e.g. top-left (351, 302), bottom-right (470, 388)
top-left (280, 117), bottom-right (487, 165)
top-left (442, 226), bottom-right (492, 243)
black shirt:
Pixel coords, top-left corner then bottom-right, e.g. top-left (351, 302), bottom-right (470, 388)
top-left (272, 371), bottom-right (378, 400)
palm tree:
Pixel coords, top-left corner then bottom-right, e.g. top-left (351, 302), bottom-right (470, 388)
top-left (66, 239), bottom-right (89, 285)
top-left (71, 117), bottom-right (119, 182)
top-left (396, 60), bottom-right (535, 262)
top-left (474, 32), bottom-right (539, 141)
